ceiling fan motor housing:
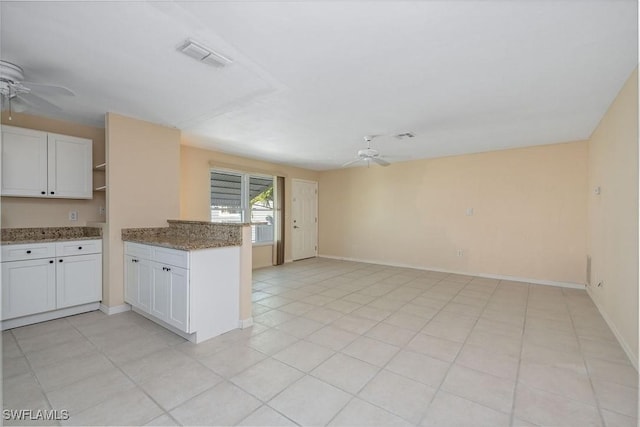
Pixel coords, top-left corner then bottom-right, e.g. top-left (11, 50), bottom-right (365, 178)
top-left (0, 61), bottom-right (25, 83)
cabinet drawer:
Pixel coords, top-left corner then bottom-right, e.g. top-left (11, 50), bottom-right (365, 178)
top-left (124, 242), bottom-right (153, 259)
top-left (56, 240), bottom-right (102, 256)
top-left (1, 243), bottom-right (55, 262)
top-left (152, 246), bottom-right (189, 269)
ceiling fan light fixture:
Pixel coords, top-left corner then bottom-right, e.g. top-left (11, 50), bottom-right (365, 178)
top-left (179, 39), bottom-right (233, 68)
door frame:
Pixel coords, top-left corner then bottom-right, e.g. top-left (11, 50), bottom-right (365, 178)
top-left (291, 179), bottom-right (318, 261)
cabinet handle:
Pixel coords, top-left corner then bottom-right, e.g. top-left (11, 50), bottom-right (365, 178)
top-left (59, 259), bottom-right (63, 263)
top-left (26, 250), bottom-right (31, 254)
top-left (131, 259), bottom-right (138, 263)
top-left (41, 191), bottom-right (46, 195)
top-left (78, 246), bottom-right (83, 250)
top-left (166, 267), bottom-right (171, 272)
top-left (50, 191), bottom-right (55, 195)
top-left (49, 260), bottom-right (54, 264)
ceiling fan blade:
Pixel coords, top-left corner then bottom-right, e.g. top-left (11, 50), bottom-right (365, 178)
top-left (16, 92), bottom-right (62, 112)
top-left (371, 157), bottom-right (390, 166)
top-left (21, 81), bottom-right (74, 96)
top-left (342, 158), bottom-right (362, 167)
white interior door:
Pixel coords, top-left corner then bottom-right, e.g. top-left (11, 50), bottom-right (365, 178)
top-left (292, 179), bottom-right (318, 260)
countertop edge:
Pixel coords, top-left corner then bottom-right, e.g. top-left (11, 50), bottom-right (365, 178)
top-left (122, 238), bottom-right (241, 251)
top-left (2, 236), bottom-right (103, 245)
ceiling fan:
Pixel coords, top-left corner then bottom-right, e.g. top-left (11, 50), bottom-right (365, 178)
top-left (342, 135), bottom-right (390, 168)
top-left (0, 60), bottom-right (74, 119)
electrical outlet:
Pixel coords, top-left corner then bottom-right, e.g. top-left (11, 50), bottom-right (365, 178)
top-left (69, 210), bottom-right (78, 221)
top-left (457, 249), bottom-right (464, 257)
top-left (465, 208), bottom-right (474, 216)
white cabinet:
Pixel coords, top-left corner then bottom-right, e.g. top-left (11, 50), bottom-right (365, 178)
top-left (125, 255), bottom-right (153, 312)
top-left (166, 265), bottom-right (189, 331)
top-left (124, 242), bottom-right (240, 343)
top-left (47, 132), bottom-right (93, 198)
top-left (0, 126), bottom-right (48, 198)
top-left (1, 240), bottom-right (102, 328)
top-left (147, 262), bottom-right (188, 330)
top-left (125, 255), bottom-right (139, 309)
top-left (1, 125), bottom-right (92, 199)
top-left (1, 258), bottom-right (56, 320)
top-left (125, 244), bottom-right (191, 333)
top-left (150, 262), bottom-right (171, 321)
top-left (56, 253), bottom-right (102, 309)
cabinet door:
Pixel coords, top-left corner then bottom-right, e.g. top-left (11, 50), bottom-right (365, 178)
top-left (124, 255), bottom-right (139, 306)
top-left (47, 133), bottom-right (92, 199)
top-left (150, 262), bottom-right (169, 321)
top-left (1, 258), bottom-right (56, 320)
top-left (56, 254), bottom-right (102, 309)
top-left (1, 126), bottom-right (48, 197)
top-left (137, 258), bottom-right (153, 312)
top-left (167, 266), bottom-right (189, 332)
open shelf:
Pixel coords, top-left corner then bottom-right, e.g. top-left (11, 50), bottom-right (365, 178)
top-left (94, 185), bottom-right (106, 192)
top-left (94, 162), bottom-right (106, 171)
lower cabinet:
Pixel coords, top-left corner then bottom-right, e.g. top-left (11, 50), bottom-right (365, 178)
top-left (126, 249), bottom-right (191, 333)
top-left (0, 239), bottom-right (102, 327)
top-left (125, 255), bottom-right (152, 313)
top-left (1, 258), bottom-right (56, 319)
top-left (56, 253), bottom-right (102, 309)
top-left (150, 262), bottom-right (169, 321)
top-left (166, 265), bottom-right (189, 331)
top-left (124, 242), bottom-right (240, 343)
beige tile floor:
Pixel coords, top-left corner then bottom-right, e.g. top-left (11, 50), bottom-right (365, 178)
top-left (3, 258), bottom-right (638, 426)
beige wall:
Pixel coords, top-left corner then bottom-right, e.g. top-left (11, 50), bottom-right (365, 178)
top-left (103, 113), bottom-right (181, 307)
top-left (319, 141), bottom-right (589, 285)
top-left (180, 145), bottom-right (320, 264)
top-left (0, 112), bottom-right (106, 228)
top-left (587, 69), bottom-right (638, 366)
top-left (252, 245), bottom-right (274, 269)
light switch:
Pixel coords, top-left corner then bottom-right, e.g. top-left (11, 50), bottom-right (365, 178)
top-left (466, 208), bottom-right (474, 216)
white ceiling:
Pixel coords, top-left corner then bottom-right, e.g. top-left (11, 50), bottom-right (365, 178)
top-left (1, 1), bottom-right (637, 170)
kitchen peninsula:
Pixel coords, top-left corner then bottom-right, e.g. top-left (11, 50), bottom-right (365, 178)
top-left (122, 220), bottom-right (252, 343)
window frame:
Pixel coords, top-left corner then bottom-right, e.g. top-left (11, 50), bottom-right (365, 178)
top-left (210, 168), bottom-right (275, 245)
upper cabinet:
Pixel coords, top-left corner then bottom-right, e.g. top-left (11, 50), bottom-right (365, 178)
top-left (1, 125), bottom-right (93, 199)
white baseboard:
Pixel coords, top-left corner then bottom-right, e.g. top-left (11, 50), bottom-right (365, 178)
top-left (131, 306), bottom-right (196, 342)
top-left (239, 317), bottom-right (254, 329)
top-left (99, 303), bottom-right (131, 316)
top-left (318, 254), bottom-right (585, 289)
top-left (586, 287), bottom-right (638, 371)
top-left (1, 302), bottom-right (100, 330)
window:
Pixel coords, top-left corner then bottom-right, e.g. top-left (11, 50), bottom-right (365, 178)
top-left (210, 170), bottom-right (274, 244)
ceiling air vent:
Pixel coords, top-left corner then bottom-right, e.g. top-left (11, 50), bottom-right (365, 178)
top-left (395, 132), bottom-right (415, 140)
top-left (179, 39), bottom-right (233, 68)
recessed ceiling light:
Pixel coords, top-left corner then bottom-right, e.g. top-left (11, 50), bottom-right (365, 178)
top-left (179, 39), bottom-right (233, 68)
